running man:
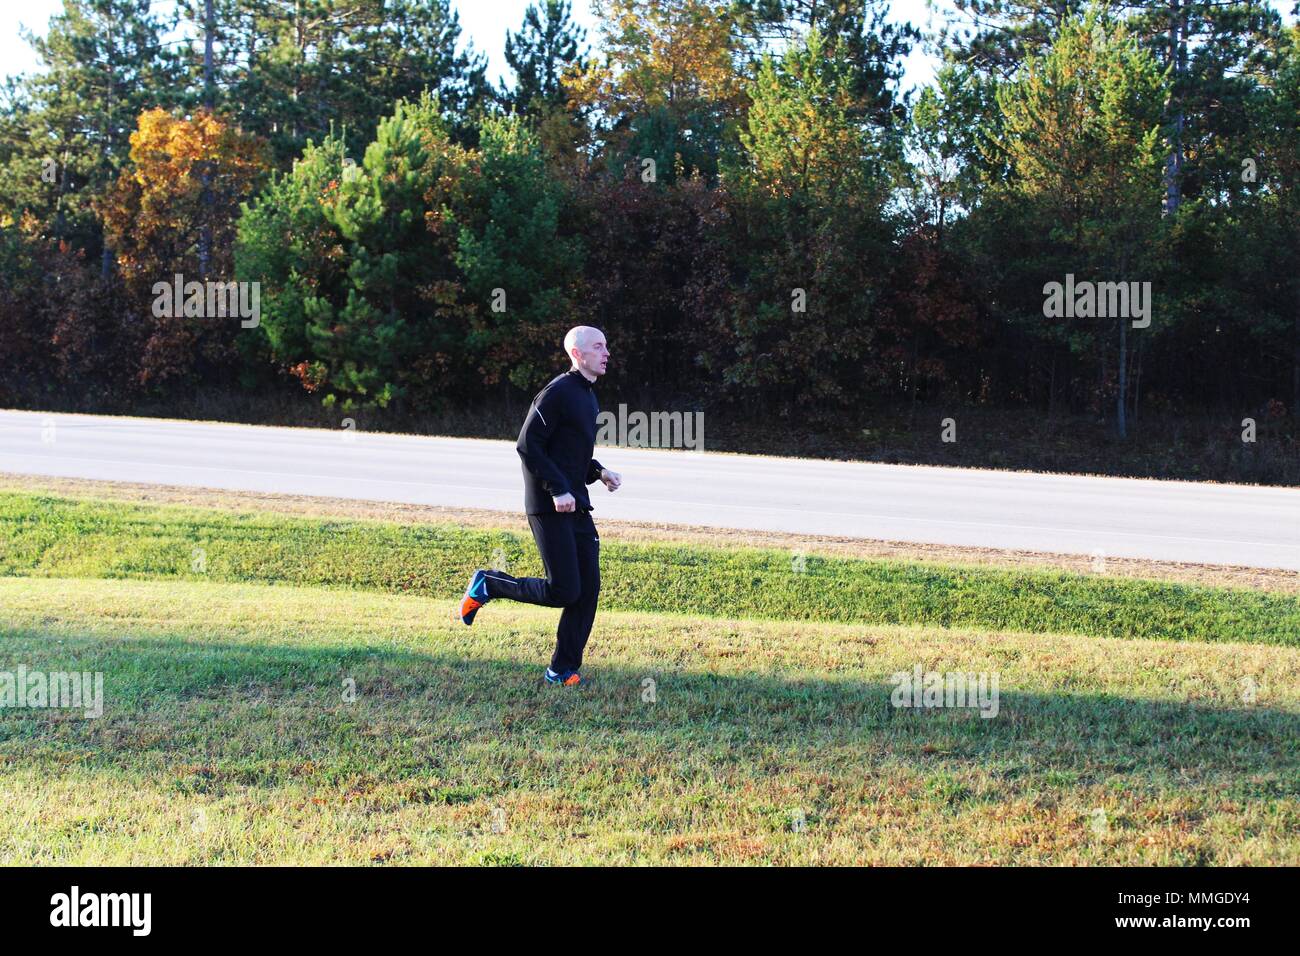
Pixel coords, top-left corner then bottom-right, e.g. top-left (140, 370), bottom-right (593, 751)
top-left (457, 326), bottom-right (622, 686)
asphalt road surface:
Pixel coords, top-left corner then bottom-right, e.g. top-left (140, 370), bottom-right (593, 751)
top-left (2, 409), bottom-right (1298, 571)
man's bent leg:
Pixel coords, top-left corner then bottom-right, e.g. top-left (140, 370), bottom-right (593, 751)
top-left (551, 514), bottom-right (600, 674)
top-left (482, 513), bottom-right (581, 608)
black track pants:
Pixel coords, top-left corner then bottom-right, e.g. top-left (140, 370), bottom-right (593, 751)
top-left (481, 510), bottom-right (600, 674)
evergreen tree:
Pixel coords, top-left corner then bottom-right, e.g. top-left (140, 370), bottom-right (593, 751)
top-left (184, 0), bottom-right (490, 168)
top-left (502, 0), bottom-right (587, 113)
top-left (938, 1), bottom-right (1284, 211)
top-left (0, 0), bottom-right (183, 261)
top-left (443, 114), bottom-right (584, 392)
top-left (982, 8), bottom-right (1167, 435)
top-left (235, 132), bottom-right (354, 394)
top-left (721, 30), bottom-right (897, 419)
top-left (501, 0), bottom-right (591, 171)
top-left (736, 0), bottom-right (917, 128)
top-left (312, 93), bottom-right (469, 409)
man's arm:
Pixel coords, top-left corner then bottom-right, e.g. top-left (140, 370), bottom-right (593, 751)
top-left (517, 388), bottom-right (572, 499)
top-left (585, 458), bottom-right (604, 484)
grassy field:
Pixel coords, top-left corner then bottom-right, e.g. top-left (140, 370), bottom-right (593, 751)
top-left (3, 491), bottom-right (1299, 644)
top-left (0, 489), bottom-right (1297, 864)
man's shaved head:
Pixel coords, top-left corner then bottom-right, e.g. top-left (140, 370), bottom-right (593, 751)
top-left (564, 325), bottom-right (609, 381)
top-left (564, 326), bottom-right (602, 358)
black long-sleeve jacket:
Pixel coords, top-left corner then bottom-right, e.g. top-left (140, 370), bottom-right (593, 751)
top-left (517, 368), bottom-right (605, 514)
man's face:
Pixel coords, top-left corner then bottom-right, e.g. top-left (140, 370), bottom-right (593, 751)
top-left (575, 334), bottom-right (610, 377)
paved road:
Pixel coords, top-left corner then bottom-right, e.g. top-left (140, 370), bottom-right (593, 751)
top-left (2, 409), bottom-right (1298, 570)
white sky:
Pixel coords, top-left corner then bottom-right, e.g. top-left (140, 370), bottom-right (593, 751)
top-left (1, 0), bottom-right (943, 92)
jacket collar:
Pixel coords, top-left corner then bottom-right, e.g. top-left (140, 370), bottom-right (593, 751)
top-left (566, 367), bottom-right (596, 389)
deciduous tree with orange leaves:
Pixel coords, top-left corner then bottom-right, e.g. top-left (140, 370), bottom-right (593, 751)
top-left (96, 108), bottom-right (270, 390)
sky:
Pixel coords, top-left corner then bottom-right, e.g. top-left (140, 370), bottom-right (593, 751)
top-left (0, 0), bottom-right (944, 93)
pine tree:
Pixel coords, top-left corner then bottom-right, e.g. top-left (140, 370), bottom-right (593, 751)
top-left (939, 1), bottom-right (1284, 212)
top-left (500, 0), bottom-right (592, 172)
top-left (735, 0), bottom-right (917, 128)
top-left (181, 0), bottom-right (490, 168)
top-left (234, 132), bottom-right (353, 392)
top-left (239, 93), bottom-right (480, 410)
top-left (502, 0), bottom-right (587, 113)
top-left (721, 30), bottom-right (897, 419)
top-left (0, 0), bottom-right (184, 262)
top-left (991, 8), bottom-right (1167, 436)
top-left (444, 114), bottom-right (584, 393)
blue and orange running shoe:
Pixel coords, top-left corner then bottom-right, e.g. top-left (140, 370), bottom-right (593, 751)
top-left (457, 570), bottom-right (490, 625)
top-left (544, 668), bottom-right (582, 686)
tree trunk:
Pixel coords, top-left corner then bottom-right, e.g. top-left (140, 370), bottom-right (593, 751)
top-left (1132, 335), bottom-right (1143, 425)
top-left (54, 147), bottom-right (71, 240)
top-left (101, 7), bottom-right (116, 280)
top-left (1293, 285), bottom-right (1300, 416)
top-left (1163, 2), bottom-right (1187, 217)
top-left (199, 0), bottom-right (215, 278)
top-left (1117, 314), bottom-right (1128, 439)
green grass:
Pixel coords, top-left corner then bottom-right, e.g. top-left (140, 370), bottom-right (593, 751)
top-left (1, 577), bottom-right (1297, 865)
top-left (1, 490), bottom-right (1296, 864)
top-left (2, 490), bottom-right (1297, 645)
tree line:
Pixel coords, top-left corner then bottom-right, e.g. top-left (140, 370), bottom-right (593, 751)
top-left (1, 0), bottom-right (1298, 438)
